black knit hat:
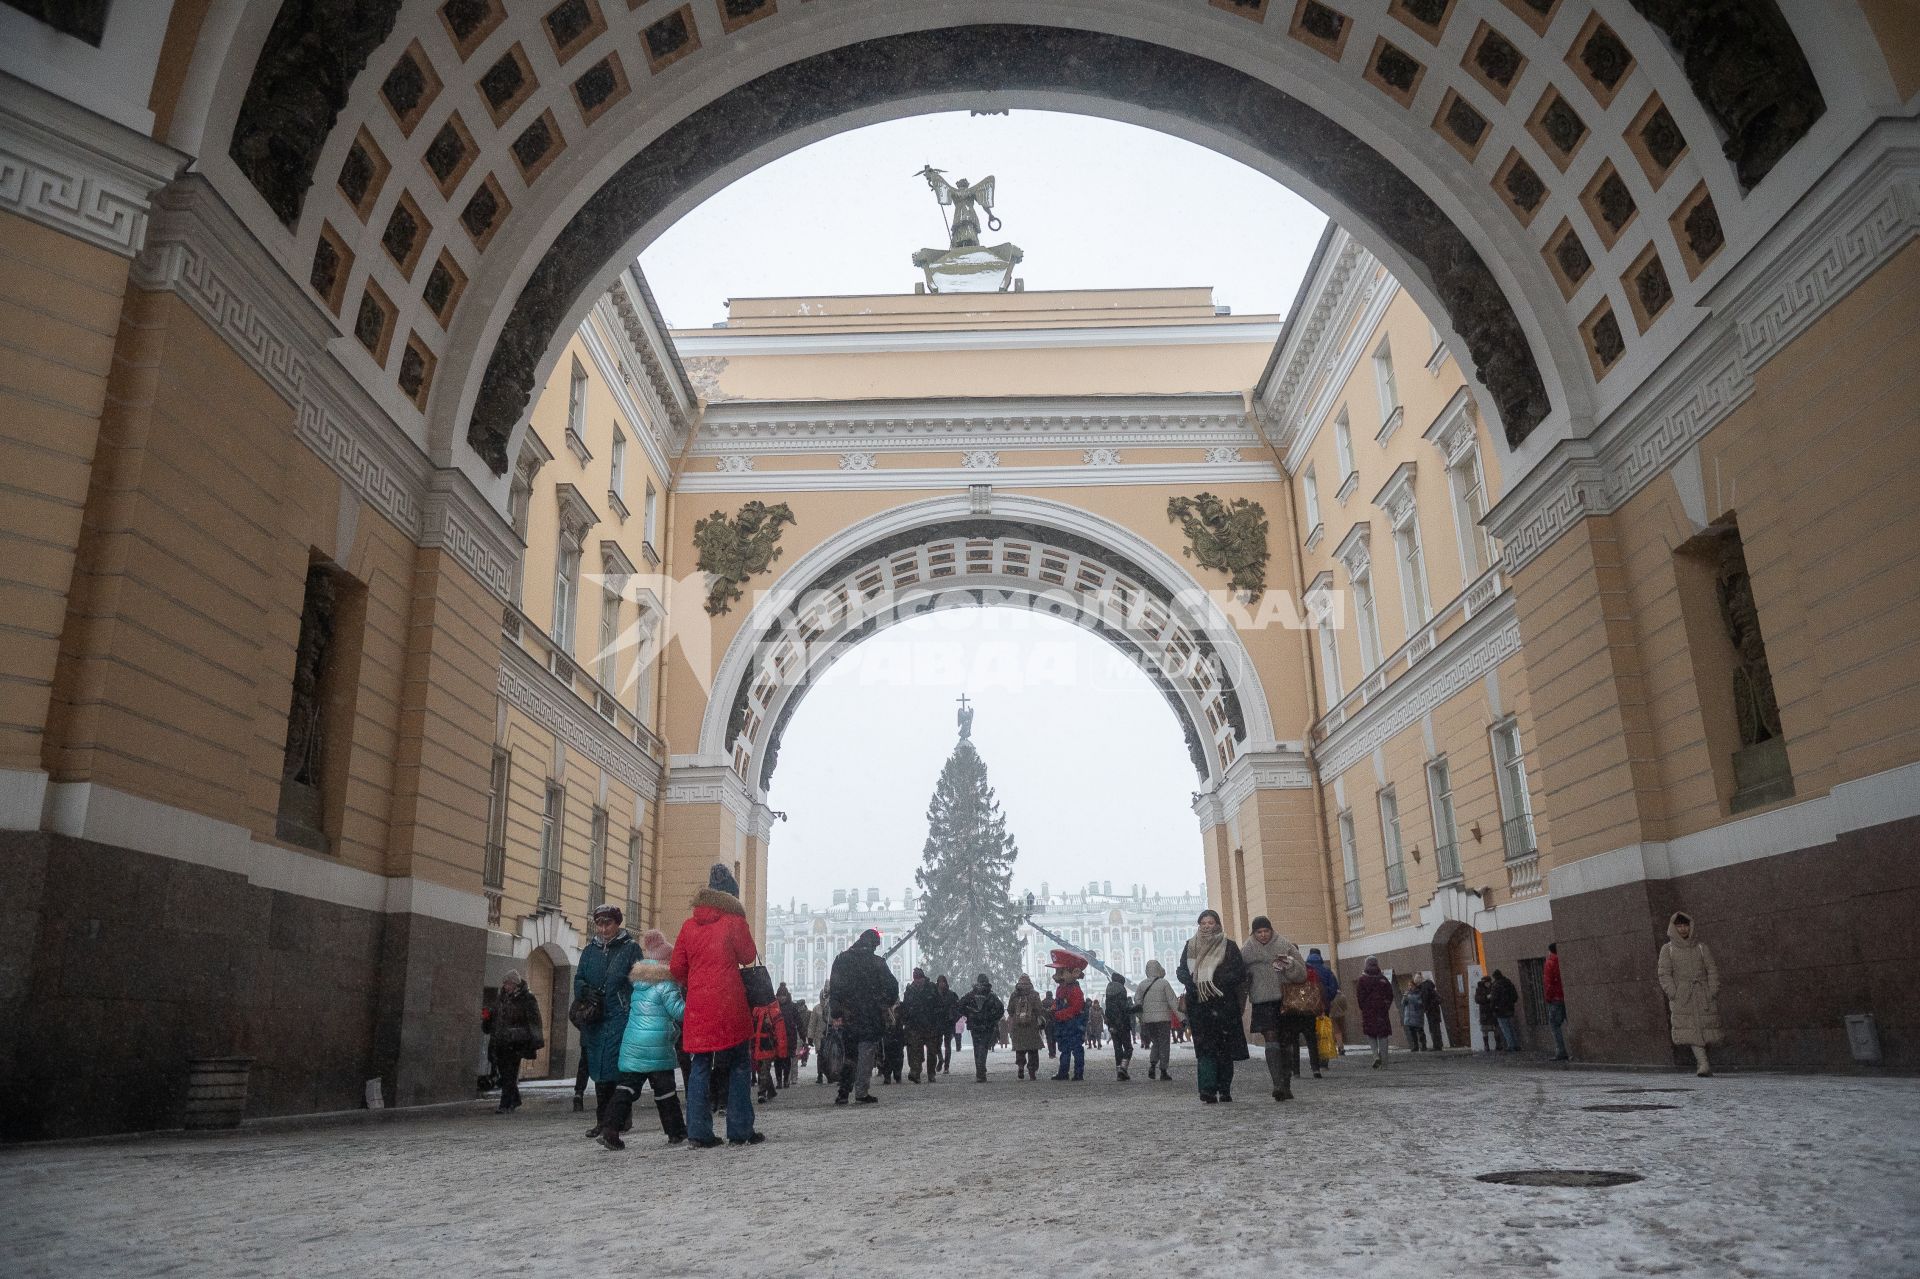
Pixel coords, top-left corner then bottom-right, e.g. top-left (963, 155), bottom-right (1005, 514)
top-left (1250, 915), bottom-right (1273, 933)
top-left (708, 862), bottom-right (740, 896)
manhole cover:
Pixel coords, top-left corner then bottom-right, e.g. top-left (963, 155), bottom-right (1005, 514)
top-left (1478, 1170), bottom-right (1644, 1188)
top-left (1581, 1103), bottom-right (1678, 1113)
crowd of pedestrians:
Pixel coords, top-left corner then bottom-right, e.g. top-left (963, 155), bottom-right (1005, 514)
top-left (486, 884), bottom-right (1736, 1148)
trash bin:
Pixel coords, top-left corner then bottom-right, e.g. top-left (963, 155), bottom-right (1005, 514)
top-left (184, 1056), bottom-right (253, 1129)
top-left (1844, 1013), bottom-right (1882, 1064)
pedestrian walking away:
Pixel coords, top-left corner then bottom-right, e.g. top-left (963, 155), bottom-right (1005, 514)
top-left (1240, 916), bottom-right (1308, 1101)
top-left (575, 905), bottom-right (644, 1140)
top-left (1418, 972), bottom-right (1445, 1052)
top-left (1048, 950), bottom-right (1089, 1081)
top-left (1176, 908), bottom-right (1249, 1103)
top-left (936, 975), bottom-right (962, 1075)
top-left (1544, 943), bottom-right (1570, 1061)
top-left (1042, 991), bottom-right (1058, 1059)
top-left (1134, 960), bottom-right (1178, 1081)
top-left (809, 984), bottom-right (834, 1083)
top-left (1401, 981), bottom-right (1427, 1052)
top-left (1657, 912), bottom-right (1722, 1077)
top-left (598, 930), bottom-right (687, 1151)
top-left (1356, 956), bottom-right (1395, 1068)
top-left (489, 970), bottom-right (542, 1113)
top-left (1103, 970), bottom-right (1135, 1081)
top-left (1006, 973), bottom-right (1046, 1080)
top-left (959, 974), bottom-right (1005, 1081)
top-left (1490, 969), bottom-right (1521, 1053)
top-left (1305, 948), bottom-right (1340, 1075)
top-left (1086, 997), bottom-right (1106, 1051)
top-left (670, 863), bottom-right (764, 1146)
top-left (829, 929), bottom-right (897, 1104)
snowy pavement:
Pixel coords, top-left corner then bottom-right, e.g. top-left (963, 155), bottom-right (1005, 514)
top-left (7, 1046), bottom-right (1918, 1278)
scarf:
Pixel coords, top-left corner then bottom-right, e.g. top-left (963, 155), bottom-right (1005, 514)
top-left (1184, 930), bottom-right (1227, 1001)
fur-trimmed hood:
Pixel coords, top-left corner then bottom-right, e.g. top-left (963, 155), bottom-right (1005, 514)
top-left (628, 960), bottom-right (673, 984)
top-left (691, 885), bottom-right (745, 917)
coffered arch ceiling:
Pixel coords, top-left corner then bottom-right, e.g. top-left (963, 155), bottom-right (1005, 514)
top-left (201, 0), bottom-right (1828, 487)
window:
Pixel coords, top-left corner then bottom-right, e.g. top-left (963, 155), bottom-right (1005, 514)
top-left (609, 425), bottom-right (627, 503)
top-left (1394, 515), bottom-right (1432, 630)
top-left (275, 561), bottom-right (366, 855)
top-left (1302, 466), bottom-right (1322, 533)
top-left (1449, 447), bottom-right (1495, 577)
top-left (539, 782), bottom-right (564, 907)
top-left (1317, 618), bottom-right (1344, 704)
top-left (1353, 567), bottom-right (1382, 671)
top-left (598, 587), bottom-right (620, 689)
top-left (1379, 787), bottom-right (1407, 898)
top-left (633, 606), bottom-right (655, 720)
top-left (1373, 338), bottom-right (1399, 424)
top-left (643, 481), bottom-right (658, 545)
top-left (553, 542), bottom-right (580, 649)
top-left (1427, 319), bottom-right (1444, 358)
top-left (1427, 757), bottom-right (1461, 883)
top-left (484, 748), bottom-right (509, 889)
top-left (508, 479), bottom-right (532, 605)
top-left (1335, 410), bottom-right (1356, 480)
top-left (587, 806), bottom-right (608, 911)
top-left (627, 827), bottom-right (647, 923)
top-left (1491, 720), bottom-right (1536, 859)
top-left (566, 358), bottom-right (587, 449)
top-left (1338, 810), bottom-right (1361, 910)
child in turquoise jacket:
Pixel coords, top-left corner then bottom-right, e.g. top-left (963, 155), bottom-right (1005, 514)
top-left (598, 930), bottom-right (686, 1150)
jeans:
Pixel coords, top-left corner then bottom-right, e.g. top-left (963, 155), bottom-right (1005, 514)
top-left (1548, 1001), bottom-right (1568, 1057)
top-left (838, 1037), bottom-right (879, 1100)
top-left (1497, 1016), bottom-right (1519, 1051)
top-left (971, 1035), bottom-right (992, 1079)
top-left (687, 1043), bottom-right (755, 1142)
top-left (1053, 1028), bottom-right (1085, 1078)
top-left (1110, 1021), bottom-right (1134, 1069)
top-left (1143, 1022), bottom-right (1172, 1075)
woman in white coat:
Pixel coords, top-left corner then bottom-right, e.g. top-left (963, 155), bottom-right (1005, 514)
top-left (1657, 912), bottom-right (1722, 1076)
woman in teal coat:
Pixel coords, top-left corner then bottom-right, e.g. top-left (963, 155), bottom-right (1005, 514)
top-left (578, 905), bottom-right (645, 1140)
top-left (597, 930), bottom-right (687, 1150)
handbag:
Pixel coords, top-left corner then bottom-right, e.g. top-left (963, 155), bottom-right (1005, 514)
top-left (1281, 979), bottom-right (1323, 1016)
top-left (741, 963), bottom-right (775, 1009)
top-left (569, 940), bottom-right (631, 1030)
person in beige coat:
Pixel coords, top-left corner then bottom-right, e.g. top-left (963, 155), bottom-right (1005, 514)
top-left (1657, 911), bottom-right (1722, 1076)
top-left (1134, 960), bottom-right (1180, 1081)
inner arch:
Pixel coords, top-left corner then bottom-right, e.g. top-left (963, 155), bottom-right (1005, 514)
top-left (466, 23), bottom-right (1554, 473)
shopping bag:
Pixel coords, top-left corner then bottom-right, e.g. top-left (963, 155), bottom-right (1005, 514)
top-left (1317, 1014), bottom-right (1337, 1061)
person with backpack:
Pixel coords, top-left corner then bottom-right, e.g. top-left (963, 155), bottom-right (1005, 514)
top-left (1005, 973), bottom-right (1045, 1080)
top-left (597, 932), bottom-right (687, 1151)
top-left (1134, 960), bottom-right (1178, 1081)
top-left (1103, 970), bottom-right (1135, 1081)
top-left (1304, 948), bottom-right (1340, 1077)
top-left (576, 905), bottom-right (644, 1141)
top-left (1489, 969), bottom-right (1521, 1051)
top-left (669, 864), bottom-right (763, 1147)
top-left (958, 974), bottom-right (1005, 1081)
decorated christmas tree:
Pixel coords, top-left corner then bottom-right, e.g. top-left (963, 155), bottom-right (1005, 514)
top-left (914, 696), bottom-right (1026, 983)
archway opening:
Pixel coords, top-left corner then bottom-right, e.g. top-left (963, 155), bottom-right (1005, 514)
top-left (760, 605), bottom-right (1208, 1001)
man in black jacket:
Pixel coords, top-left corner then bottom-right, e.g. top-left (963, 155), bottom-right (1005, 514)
top-left (958, 974), bottom-right (1006, 1082)
top-left (830, 929), bottom-right (898, 1104)
top-left (902, 969), bottom-right (945, 1083)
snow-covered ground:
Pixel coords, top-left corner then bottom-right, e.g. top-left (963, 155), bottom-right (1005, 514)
top-left (7, 1046), bottom-right (1917, 1278)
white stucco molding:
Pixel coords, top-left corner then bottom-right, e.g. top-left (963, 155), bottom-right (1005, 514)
top-left (499, 641), bottom-right (661, 802)
top-left (694, 394), bottom-right (1259, 454)
top-left (515, 909), bottom-right (583, 966)
top-left (674, 459), bottom-right (1282, 492)
top-left (663, 760), bottom-right (759, 833)
top-left (1209, 747), bottom-right (1315, 821)
top-left (32, 778), bottom-right (487, 928)
top-left (1548, 759), bottom-right (1920, 902)
top-left (674, 320), bottom-right (1281, 358)
top-left (0, 71), bottom-right (183, 257)
top-left (1489, 120), bottom-right (1920, 577)
top-left (1312, 589), bottom-right (1521, 781)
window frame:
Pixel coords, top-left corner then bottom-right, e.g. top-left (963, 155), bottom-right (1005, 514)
top-left (1379, 786), bottom-right (1407, 899)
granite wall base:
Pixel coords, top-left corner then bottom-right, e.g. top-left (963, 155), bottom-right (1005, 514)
top-left (0, 832), bottom-right (486, 1140)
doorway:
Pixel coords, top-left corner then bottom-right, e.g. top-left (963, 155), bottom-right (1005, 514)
top-left (1437, 922), bottom-right (1480, 1049)
top-left (526, 949), bottom-right (556, 1078)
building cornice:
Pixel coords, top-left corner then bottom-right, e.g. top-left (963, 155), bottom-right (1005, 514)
top-left (1488, 120), bottom-right (1920, 576)
top-left (1210, 747), bottom-right (1315, 822)
top-left (675, 458), bottom-right (1281, 493)
top-left (499, 641), bottom-right (661, 801)
top-left (673, 320), bottom-right (1282, 358)
top-left (1312, 588), bottom-right (1521, 781)
top-left (0, 71), bottom-right (184, 257)
top-left (694, 395), bottom-right (1261, 454)
top-left (663, 761), bottom-right (759, 833)
top-left (1282, 270), bottom-right (1399, 475)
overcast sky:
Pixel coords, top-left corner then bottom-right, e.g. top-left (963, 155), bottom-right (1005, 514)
top-left (640, 110), bottom-right (1327, 328)
top-left (641, 112), bottom-right (1329, 906)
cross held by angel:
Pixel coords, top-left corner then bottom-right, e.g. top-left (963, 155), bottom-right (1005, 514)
top-left (917, 166), bottom-right (1002, 249)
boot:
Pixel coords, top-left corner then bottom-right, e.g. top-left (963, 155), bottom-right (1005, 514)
top-left (657, 1095), bottom-right (687, 1145)
top-left (572, 1093), bottom-right (585, 1113)
top-left (1266, 1047), bottom-right (1290, 1101)
top-left (595, 1129), bottom-right (625, 1151)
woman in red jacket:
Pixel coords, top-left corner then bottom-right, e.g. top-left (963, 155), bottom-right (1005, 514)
top-left (669, 863), bottom-right (763, 1147)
